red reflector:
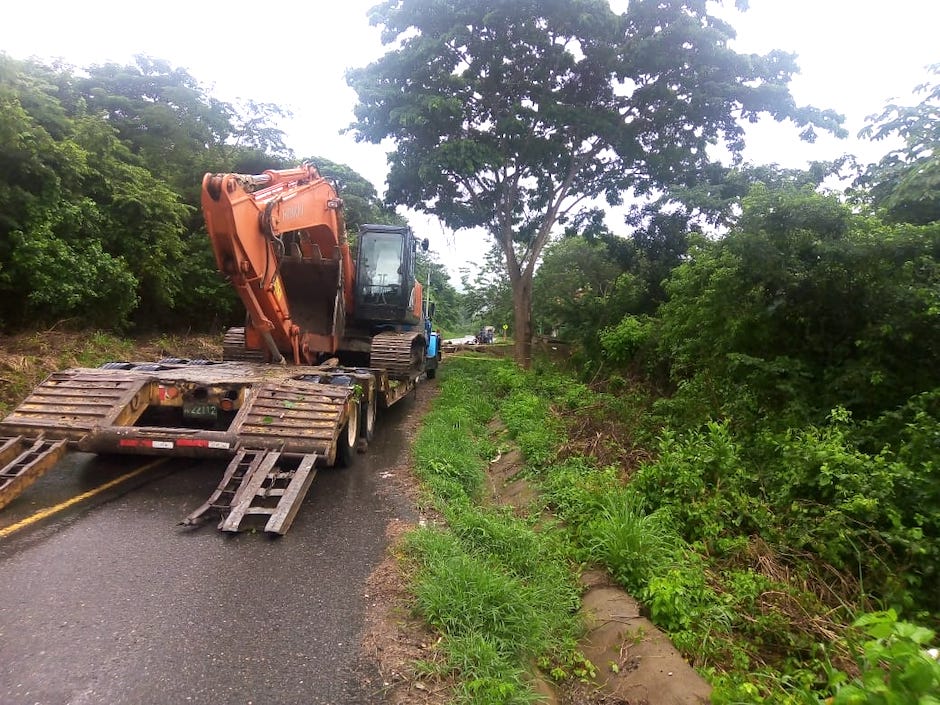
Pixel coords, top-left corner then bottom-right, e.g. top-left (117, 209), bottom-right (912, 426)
top-left (118, 439), bottom-right (153, 448)
top-left (176, 439), bottom-right (209, 448)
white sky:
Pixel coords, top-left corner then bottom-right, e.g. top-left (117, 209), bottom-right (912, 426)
top-left (2, 1), bottom-right (938, 283)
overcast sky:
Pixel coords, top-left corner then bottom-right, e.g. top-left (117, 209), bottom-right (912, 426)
top-left (2, 0), bottom-right (938, 281)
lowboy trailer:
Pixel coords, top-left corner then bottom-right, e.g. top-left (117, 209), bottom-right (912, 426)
top-left (0, 357), bottom-right (419, 535)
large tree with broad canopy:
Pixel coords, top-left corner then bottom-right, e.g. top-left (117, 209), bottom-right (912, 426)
top-left (348, 0), bottom-right (844, 366)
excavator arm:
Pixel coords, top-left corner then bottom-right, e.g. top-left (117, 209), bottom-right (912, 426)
top-left (201, 165), bottom-right (356, 364)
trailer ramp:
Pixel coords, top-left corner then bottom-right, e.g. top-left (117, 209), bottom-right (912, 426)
top-left (183, 448), bottom-right (318, 535)
top-left (0, 370), bottom-right (149, 438)
top-left (0, 437), bottom-right (68, 510)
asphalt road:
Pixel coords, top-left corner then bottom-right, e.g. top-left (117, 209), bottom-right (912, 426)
top-left (0, 399), bottom-right (418, 705)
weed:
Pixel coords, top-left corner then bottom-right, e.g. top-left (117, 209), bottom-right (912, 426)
top-left (826, 610), bottom-right (940, 705)
top-left (582, 487), bottom-right (679, 592)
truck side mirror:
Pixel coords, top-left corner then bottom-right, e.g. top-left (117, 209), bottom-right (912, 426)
top-left (421, 238), bottom-right (429, 252)
top-left (427, 302), bottom-right (436, 318)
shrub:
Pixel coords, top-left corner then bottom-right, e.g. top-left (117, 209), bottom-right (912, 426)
top-left (827, 610), bottom-right (940, 705)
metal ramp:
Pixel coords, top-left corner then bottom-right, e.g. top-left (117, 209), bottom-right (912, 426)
top-left (183, 448), bottom-right (318, 535)
top-left (0, 436), bottom-right (69, 510)
top-left (233, 380), bottom-right (352, 455)
top-left (0, 370), bottom-right (150, 440)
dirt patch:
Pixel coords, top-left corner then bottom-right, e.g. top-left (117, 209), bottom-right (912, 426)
top-left (360, 366), bottom-right (711, 704)
top-left (480, 438), bottom-right (711, 704)
top-left (560, 571), bottom-right (712, 705)
top-left (360, 378), bottom-right (456, 705)
top-left (486, 446), bottom-right (539, 512)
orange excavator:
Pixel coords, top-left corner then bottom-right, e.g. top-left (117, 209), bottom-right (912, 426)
top-left (0, 163), bottom-right (442, 534)
top-left (201, 163), bottom-right (439, 377)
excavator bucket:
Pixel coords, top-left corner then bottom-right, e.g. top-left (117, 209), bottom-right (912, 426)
top-left (278, 253), bottom-right (344, 348)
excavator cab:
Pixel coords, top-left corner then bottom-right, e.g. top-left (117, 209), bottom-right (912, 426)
top-left (354, 224), bottom-right (425, 325)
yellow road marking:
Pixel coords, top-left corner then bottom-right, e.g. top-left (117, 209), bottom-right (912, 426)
top-left (0, 458), bottom-right (168, 539)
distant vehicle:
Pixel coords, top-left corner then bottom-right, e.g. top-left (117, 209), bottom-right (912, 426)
top-left (475, 326), bottom-right (495, 344)
top-left (442, 335), bottom-right (473, 345)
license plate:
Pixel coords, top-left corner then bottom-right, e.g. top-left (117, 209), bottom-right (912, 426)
top-left (183, 403), bottom-right (218, 420)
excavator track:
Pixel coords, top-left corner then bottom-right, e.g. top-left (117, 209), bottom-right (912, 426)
top-left (370, 331), bottom-right (425, 379)
top-left (222, 327), bottom-right (265, 363)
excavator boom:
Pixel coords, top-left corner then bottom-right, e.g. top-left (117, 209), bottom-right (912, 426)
top-left (201, 165), bottom-right (355, 364)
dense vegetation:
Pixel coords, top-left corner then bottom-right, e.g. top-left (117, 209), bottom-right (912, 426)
top-left (414, 350), bottom-right (938, 703)
top-left (2, 3), bottom-right (939, 701)
top-left (0, 53), bottom-right (464, 335)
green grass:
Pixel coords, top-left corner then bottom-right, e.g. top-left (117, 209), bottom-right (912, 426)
top-left (406, 357), bottom-right (585, 704)
top-left (410, 354), bottom-right (940, 704)
top-left (581, 487), bottom-right (678, 592)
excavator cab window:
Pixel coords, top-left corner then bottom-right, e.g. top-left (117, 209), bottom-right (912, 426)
top-left (355, 224), bottom-right (416, 322)
top-left (360, 233), bottom-right (403, 296)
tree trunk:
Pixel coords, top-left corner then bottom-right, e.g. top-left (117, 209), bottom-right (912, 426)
top-left (512, 274), bottom-right (533, 369)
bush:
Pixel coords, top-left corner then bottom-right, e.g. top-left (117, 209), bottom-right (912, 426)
top-left (828, 610), bottom-right (940, 705)
top-left (630, 421), bottom-right (773, 547)
top-left (599, 315), bottom-right (652, 365)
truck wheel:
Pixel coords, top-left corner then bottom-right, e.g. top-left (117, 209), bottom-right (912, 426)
top-left (335, 403), bottom-right (359, 468)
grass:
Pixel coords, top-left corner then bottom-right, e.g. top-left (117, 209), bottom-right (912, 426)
top-left (581, 487), bottom-right (678, 592)
top-left (407, 356), bottom-right (585, 704)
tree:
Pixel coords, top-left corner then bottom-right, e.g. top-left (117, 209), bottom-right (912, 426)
top-left (655, 184), bottom-right (940, 425)
top-left (305, 155), bottom-right (404, 233)
top-left (0, 56), bottom-right (142, 328)
top-left (0, 54), bottom-right (294, 330)
top-left (857, 64), bottom-right (940, 224)
top-left (348, 0), bottom-right (844, 366)
top-left (416, 252), bottom-right (467, 334)
top-left (533, 235), bottom-right (632, 347)
top-left (460, 245), bottom-right (513, 333)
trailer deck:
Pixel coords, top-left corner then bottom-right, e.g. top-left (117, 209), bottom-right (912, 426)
top-left (0, 359), bottom-right (418, 533)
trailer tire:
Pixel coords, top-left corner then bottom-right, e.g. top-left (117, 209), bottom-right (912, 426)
top-left (359, 397), bottom-right (376, 444)
top-left (335, 404), bottom-right (359, 468)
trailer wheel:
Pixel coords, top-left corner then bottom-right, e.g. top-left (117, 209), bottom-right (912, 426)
top-left (335, 404), bottom-right (359, 468)
top-left (359, 397), bottom-right (376, 444)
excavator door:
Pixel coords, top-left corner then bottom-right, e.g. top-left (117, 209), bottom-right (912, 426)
top-left (354, 224), bottom-right (421, 325)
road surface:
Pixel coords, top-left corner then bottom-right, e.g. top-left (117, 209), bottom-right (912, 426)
top-left (0, 398), bottom-right (420, 705)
